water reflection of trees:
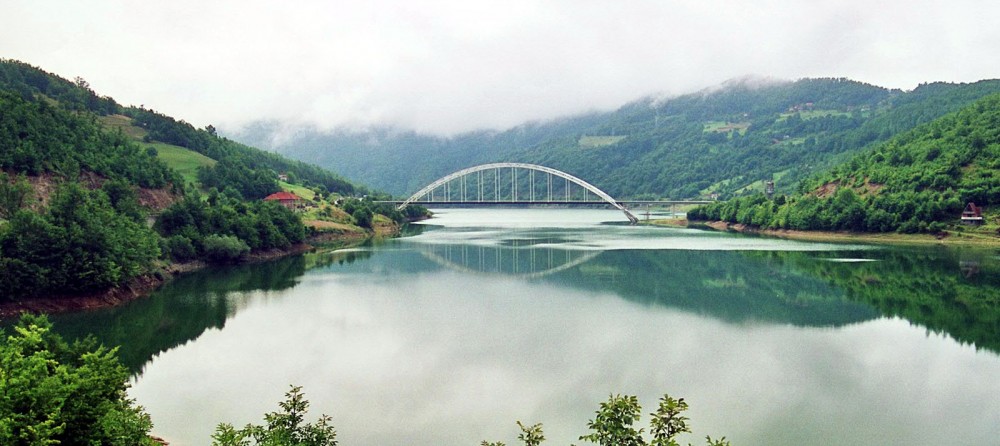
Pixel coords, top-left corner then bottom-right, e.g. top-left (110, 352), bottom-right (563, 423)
top-left (547, 248), bottom-right (1000, 353)
top-left (751, 249), bottom-right (1000, 353)
top-left (375, 243), bottom-right (880, 327)
top-left (545, 250), bottom-right (879, 327)
top-left (36, 243), bottom-right (1000, 374)
top-left (46, 255), bottom-right (308, 374)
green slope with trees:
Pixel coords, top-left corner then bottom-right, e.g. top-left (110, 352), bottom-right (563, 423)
top-left (0, 59), bottom-right (396, 301)
top-left (689, 93), bottom-right (1000, 234)
top-left (1, 58), bottom-right (358, 200)
top-left (230, 78), bottom-right (1000, 200)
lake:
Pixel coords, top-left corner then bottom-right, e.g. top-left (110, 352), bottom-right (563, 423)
top-left (45, 209), bottom-right (1000, 445)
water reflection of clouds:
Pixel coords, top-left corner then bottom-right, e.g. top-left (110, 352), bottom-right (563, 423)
top-left (132, 271), bottom-right (1000, 446)
top-left (404, 225), bottom-right (872, 252)
top-left (820, 258), bottom-right (880, 262)
top-left (405, 209), bottom-right (876, 252)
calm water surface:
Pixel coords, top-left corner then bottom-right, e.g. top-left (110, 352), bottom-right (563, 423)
top-left (47, 209), bottom-right (1000, 445)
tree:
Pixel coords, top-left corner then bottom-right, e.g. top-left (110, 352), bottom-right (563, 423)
top-left (352, 207), bottom-right (374, 229)
top-left (0, 183), bottom-right (160, 297)
top-left (579, 394), bottom-right (645, 446)
top-left (201, 234), bottom-right (251, 263)
top-left (577, 394), bottom-right (729, 446)
top-left (0, 172), bottom-right (32, 220)
top-left (0, 314), bottom-right (156, 445)
top-left (649, 395), bottom-right (691, 446)
top-left (212, 385), bottom-right (337, 446)
top-left (517, 421), bottom-right (545, 446)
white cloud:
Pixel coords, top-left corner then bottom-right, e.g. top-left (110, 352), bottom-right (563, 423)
top-left (2, 0), bottom-right (999, 135)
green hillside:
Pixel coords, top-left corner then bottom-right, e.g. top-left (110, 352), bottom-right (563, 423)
top-left (0, 59), bottom-right (390, 300)
top-left (231, 78), bottom-right (1000, 200)
top-left (689, 94), bottom-right (1000, 234)
top-left (145, 142), bottom-right (217, 188)
top-left (96, 114), bottom-right (216, 188)
top-left (1, 59), bottom-right (358, 199)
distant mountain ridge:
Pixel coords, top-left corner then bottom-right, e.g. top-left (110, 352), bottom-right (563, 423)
top-left (228, 77), bottom-right (1000, 199)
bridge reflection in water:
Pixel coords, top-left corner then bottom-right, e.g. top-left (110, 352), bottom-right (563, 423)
top-left (416, 241), bottom-right (600, 279)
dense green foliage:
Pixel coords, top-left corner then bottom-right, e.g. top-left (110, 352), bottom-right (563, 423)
top-left (0, 59), bottom-right (375, 299)
top-left (0, 182), bottom-right (161, 298)
top-left (0, 59), bottom-right (120, 115)
top-left (0, 91), bottom-right (177, 188)
top-left (212, 385), bottom-right (337, 446)
top-left (0, 314), bottom-right (155, 445)
top-left (156, 192), bottom-right (305, 262)
top-left (0, 85), bottom-right (171, 298)
top-left (0, 172), bottom-right (32, 220)
top-left (234, 78), bottom-right (1000, 200)
top-left (0, 59), bottom-right (356, 199)
top-left (201, 234), bottom-right (252, 262)
top-left (689, 94), bottom-right (1000, 232)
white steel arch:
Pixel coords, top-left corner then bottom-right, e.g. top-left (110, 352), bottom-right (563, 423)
top-left (397, 162), bottom-right (638, 223)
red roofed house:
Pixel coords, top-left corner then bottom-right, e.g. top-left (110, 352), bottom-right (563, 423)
top-left (264, 191), bottom-right (302, 210)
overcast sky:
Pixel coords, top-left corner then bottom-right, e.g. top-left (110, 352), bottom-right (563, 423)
top-left (2, 0), bottom-right (999, 135)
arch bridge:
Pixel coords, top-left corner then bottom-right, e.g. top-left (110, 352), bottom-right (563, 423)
top-left (395, 163), bottom-right (640, 223)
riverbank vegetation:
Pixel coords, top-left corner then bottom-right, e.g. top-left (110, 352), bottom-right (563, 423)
top-left (689, 93), bottom-right (1000, 235)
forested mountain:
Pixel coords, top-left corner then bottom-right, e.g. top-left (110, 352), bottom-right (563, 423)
top-left (689, 93), bottom-right (1000, 233)
top-left (229, 77), bottom-right (1000, 199)
top-left (0, 59), bottom-right (358, 199)
top-left (0, 59), bottom-right (367, 299)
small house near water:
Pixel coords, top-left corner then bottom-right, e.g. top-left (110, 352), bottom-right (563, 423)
top-left (264, 191), bottom-right (303, 210)
top-left (961, 202), bottom-right (984, 225)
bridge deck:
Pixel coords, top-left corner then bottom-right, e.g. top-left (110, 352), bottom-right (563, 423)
top-left (375, 200), bottom-right (715, 206)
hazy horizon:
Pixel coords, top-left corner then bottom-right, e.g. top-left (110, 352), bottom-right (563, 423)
top-left (4, 0), bottom-right (999, 136)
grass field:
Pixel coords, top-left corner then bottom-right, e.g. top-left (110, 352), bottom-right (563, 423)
top-left (149, 143), bottom-right (216, 187)
top-left (279, 181), bottom-right (316, 201)
top-left (776, 109), bottom-right (853, 122)
top-left (578, 135), bottom-right (626, 148)
top-left (95, 114), bottom-right (217, 188)
top-left (97, 114), bottom-right (148, 139)
top-left (703, 121), bottom-right (750, 134)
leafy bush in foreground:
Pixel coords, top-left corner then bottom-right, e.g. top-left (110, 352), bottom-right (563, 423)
top-left (0, 314), bottom-right (155, 445)
top-left (212, 385), bottom-right (338, 446)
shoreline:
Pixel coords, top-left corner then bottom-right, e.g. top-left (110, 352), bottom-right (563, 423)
top-left (0, 225), bottom-right (401, 319)
top-left (0, 243), bottom-right (311, 319)
top-left (680, 220), bottom-right (1000, 247)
